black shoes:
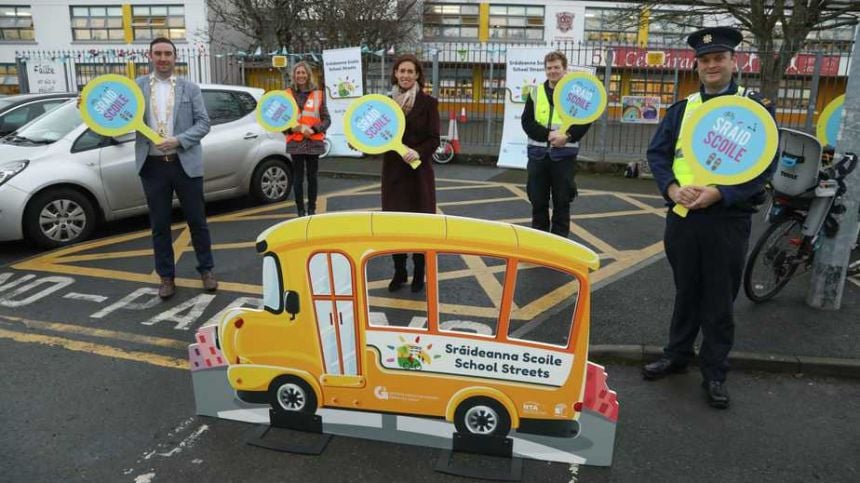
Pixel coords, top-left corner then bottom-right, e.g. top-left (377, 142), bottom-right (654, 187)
top-left (388, 269), bottom-right (408, 292)
top-left (702, 380), bottom-right (730, 409)
top-left (642, 357), bottom-right (688, 380)
top-left (411, 265), bottom-right (425, 293)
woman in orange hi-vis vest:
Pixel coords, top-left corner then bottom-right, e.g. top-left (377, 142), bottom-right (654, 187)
top-left (285, 61), bottom-right (331, 217)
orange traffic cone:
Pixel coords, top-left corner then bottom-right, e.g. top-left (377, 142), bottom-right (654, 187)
top-left (451, 117), bottom-right (460, 154)
top-left (458, 106), bottom-right (467, 124)
top-left (447, 114), bottom-right (460, 154)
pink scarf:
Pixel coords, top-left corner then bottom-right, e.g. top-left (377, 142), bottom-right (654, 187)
top-left (391, 83), bottom-right (418, 114)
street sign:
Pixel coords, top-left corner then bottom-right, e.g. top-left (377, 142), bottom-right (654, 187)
top-left (80, 74), bottom-right (163, 144)
top-left (816, 94), bottom-right (844, 147)
top-left (552, 72), bottom-right (608, 131)
top-left (675, 96), bottom-right (778, 217)
top-left (255, 90), bottom-right (300, 132)
top-left (344, 94), bottom-right (419, 169)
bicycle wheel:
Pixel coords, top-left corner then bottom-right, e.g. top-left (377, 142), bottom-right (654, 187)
top-left (743, 215), bottom-right (806, 302)
top-left (433, 140), bottom-right (455, 164)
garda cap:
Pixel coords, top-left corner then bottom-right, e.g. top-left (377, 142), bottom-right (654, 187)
top-left (687, 27), bottom-right (743, 56)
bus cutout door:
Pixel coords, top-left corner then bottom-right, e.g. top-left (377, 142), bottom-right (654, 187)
top-left (309, 252), bottom-right (363, 387)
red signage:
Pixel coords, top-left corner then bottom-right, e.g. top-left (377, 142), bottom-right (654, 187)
top-left (608, 47), bottom-right (843, 76)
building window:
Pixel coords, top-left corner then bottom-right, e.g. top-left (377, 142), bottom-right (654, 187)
top-left (489, 5), bottom-right (544, 41)
top-left (434, 66), bottom-right (473, 101)
top-left (628, 73), bottom-right (677, 106)
top-left (70, 6), bottom-right (125, 41)
top-left (74, 63), bottom-right (127, 90)
top-left (805, 20), bottom-right (856, 52)
top-left (423, 3), bottom-right (479, 40)
top-left (584, 8), bottom-right (637, 43)
top-left (647, 14), bottom-right (703, 45)
top-left (0, 63), bottom-right (20, 94)
top-left (0, 6), bottom-right (34, 41)
top-left (135, 62), bottom-right (188, 78)
top-left (132, 5), bottom-right (185, 41)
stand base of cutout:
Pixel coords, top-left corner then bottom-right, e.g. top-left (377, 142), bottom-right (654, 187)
top-left (246, 410), bottom-right (332, 455)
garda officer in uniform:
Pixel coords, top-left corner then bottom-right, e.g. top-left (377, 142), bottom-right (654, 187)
top-left (641, 27), bottom-right (777, 409)
top-left (521, 51), bottom-right (592, 238)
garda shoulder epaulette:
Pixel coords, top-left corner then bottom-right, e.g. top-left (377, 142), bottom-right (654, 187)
top-left (744, 89), bottom-right (773, 107)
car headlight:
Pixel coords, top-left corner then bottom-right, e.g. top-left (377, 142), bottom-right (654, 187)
top-left (0, 160), bottom-right (28, 187)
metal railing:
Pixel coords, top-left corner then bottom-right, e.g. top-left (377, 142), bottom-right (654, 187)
top-left (16, 41), bottom-right (852, 162)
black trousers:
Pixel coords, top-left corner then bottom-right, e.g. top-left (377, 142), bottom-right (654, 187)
top-left (663, 211), bottom-right (751, 382)
top-left (292, 154), bottom-right (319, 211)
top-left (139, 157), bottom-right (214, 278)
top-left (526, 154), bottom-right (577, 237)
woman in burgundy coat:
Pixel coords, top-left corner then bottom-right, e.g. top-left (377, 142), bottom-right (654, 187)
top-left (383, 54), bottom-right (440, 293)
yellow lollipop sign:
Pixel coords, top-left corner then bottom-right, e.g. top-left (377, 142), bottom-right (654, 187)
top-left (816, 94), bottom-right (844, 147)
top-left (343, 94), bottom-right (419, 169)
top-left (80, 74), bottom-right (163, 144)
top-left (552, 71), bottom-right (608, 131)
top-left (255, 90), bottom-right (300, 132)
top-left (675, 96), bottom-right (778, 217)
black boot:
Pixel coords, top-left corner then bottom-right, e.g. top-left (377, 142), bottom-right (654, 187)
top-left (296, 203), bottom-right (306, 217)
top-left (702, 380), bottom-right (730, 409)
top-left (388, 254), bottom-right (408, 292)
top-left (411, 254), bottom-right (425, 293)
top-left (642, 357), bottom-right (688, 380)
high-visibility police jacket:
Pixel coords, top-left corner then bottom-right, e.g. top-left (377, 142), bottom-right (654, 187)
top-left (521, 81), bottom-right (590, 161)
top-left (285, 88), bottom-right (325, 142)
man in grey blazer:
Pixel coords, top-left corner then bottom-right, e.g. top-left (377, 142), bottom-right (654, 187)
top-left (136, 37), bottom-right (213, 299)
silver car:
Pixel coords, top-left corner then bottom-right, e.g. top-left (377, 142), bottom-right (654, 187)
top-left (0, 84), bottom-right (294, 248)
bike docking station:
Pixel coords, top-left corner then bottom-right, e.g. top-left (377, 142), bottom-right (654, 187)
top-left (188, 209), bottom-right (620, 481)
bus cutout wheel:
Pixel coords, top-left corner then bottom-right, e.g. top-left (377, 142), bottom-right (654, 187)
top-left (454, 396), bottom-right (512, 438)
top-left (269, 375), bottom-right (318, 415)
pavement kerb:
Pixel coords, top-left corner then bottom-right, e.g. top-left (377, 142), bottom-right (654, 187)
top-left (589, 344), bottom-right (860, 379)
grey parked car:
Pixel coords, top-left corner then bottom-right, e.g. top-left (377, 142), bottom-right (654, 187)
top-left (0, 92), bottom-right (76, 138)
top-left (0, 84), bottom-right (293, 248)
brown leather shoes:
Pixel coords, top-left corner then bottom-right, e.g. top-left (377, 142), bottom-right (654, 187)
top-left (158, 277), bottom-right (176, 299)
top-left (201, 271), bottom-right (218, 292)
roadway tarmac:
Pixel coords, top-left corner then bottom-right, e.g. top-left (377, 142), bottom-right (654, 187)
top-left (1, 157), bottom-right (858, 482)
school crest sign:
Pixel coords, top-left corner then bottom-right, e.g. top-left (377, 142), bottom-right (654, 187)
top-left (556, 11), bottom-right (574, 33)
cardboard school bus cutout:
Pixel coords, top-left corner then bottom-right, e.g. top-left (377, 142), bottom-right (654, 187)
top-left (190, 212), bottom-right (618, 466)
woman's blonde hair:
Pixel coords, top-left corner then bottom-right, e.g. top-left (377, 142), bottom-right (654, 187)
top-left (289, 61), bottom-right (318, 91)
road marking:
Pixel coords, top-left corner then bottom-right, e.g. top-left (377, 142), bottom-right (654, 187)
top-left (0, 327), bottom-right (187, 369)
top-left (0, 314), bottom-right (186, 349)
top-left (438, 195), bottom-right (522, 207)
top-left (10, 180), bottom-right (669, 338)
top-left (63, 292), bottom-right (109, 303)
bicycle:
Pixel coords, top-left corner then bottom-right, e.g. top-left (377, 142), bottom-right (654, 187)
top-left (743, 128), bottom-right (858, 302)
top-left (433, 136), bottom-right (456, 164)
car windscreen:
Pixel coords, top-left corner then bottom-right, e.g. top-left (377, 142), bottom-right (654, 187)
top-left (8, 100), bottom-right (81, 144)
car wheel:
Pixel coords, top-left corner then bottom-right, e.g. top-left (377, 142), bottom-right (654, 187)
top-left (454, 396), bottom-right (511, 437)
top-left (268, 375), bottom-right (317, 415)
top-left (251, 157), bottom-right (293, 204)
top-left (23, 188), bottom-right (97, 249)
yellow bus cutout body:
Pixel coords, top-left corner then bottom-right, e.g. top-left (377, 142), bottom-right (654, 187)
top-left (193, 212), bottom-right (618, 465)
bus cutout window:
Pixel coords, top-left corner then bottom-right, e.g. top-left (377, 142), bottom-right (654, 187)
top-left (508, 262), bottom-right (580, 347)
top-left (262, 254), bottom-right (283, 313)
top-left (437, 253), bottom-right (506, 337)
top-left (365, 253), bottom-right (429, 329)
